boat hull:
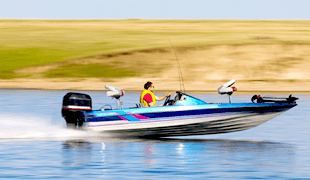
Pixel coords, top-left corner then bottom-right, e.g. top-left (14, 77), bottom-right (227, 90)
top-left (83, 103), bottom-right (296, 138)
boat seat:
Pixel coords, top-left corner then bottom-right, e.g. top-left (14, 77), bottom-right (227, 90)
top-left (136, 103), bottom-right (144, 108)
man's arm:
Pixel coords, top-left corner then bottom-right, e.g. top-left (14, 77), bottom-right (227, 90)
top-left (155, 93), bottom-right (171, 101)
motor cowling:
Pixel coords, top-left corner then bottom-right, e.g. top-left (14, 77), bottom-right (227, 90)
top-left (62, 92), bottom-right (92, 128)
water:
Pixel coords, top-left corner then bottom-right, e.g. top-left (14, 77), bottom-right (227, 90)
top-left (0, 90), bottom-right (309, 179)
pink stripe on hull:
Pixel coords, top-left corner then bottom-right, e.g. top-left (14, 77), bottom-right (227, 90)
top-left (114, 112), bottom-right (128, 121)
top-left (124, 111), bottom-right (150, 120)
top-left (118, 116), bottom-right (128, 121)
top-left (131, 114), bottom-right (150, 120)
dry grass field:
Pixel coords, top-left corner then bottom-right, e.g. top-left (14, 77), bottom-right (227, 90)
top-left (1, 19), bottom-right (310, 92)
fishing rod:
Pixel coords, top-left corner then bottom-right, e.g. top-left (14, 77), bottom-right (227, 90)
top-left (169, 40), bottom-right (185, 93)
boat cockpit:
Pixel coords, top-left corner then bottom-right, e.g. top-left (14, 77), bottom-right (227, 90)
top-left (103, 81), bottom-right (297, 110)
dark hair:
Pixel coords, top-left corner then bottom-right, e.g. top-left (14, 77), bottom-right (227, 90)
top-left (144, 81), bottom-right (152, 89)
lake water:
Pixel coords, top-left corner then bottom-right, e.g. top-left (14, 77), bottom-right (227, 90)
top-left (0, 90), bottom-right (309, 179)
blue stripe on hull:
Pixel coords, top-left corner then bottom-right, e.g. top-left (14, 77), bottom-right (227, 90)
top-left (87, 113), bottom-right (239, 127)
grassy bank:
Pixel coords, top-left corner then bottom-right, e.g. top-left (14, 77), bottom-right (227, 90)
top-left (1, 19), bottom-right (310, 82)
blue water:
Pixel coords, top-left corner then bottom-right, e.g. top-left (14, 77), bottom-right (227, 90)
top-left (0, 90), bottom-right (309, 179)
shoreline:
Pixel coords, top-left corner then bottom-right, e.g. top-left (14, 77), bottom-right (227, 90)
top-left (1, 78), bottom-right (310, 94)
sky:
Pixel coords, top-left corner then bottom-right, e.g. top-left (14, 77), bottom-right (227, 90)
top-left (0, 0), bottom-right (310, 20)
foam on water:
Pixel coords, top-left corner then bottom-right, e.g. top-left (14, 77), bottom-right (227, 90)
top-left (0, 114), bottom-right (101, 140)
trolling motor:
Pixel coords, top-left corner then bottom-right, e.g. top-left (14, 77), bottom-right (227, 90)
top-left (218, 79), bottom-right (237, 103)
top-left (251, 94), bottom-right (298, 104)
top-left (105, 85), bottom-right (125, 109)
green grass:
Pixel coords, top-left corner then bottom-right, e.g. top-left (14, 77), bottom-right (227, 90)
top-left (44, 63), bottom-right (138, 78)
top-left (1, 19), bottom-right (310, 79)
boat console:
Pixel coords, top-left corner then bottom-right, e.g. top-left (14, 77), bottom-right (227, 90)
top-left (172, 91), bottom-right (207, 106)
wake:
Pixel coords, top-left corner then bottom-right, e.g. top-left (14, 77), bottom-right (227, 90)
top-left (0, 114), bottom-right (100, 140)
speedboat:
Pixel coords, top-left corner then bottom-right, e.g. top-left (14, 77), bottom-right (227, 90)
top-left (61, 80), bottom-right (298, 138)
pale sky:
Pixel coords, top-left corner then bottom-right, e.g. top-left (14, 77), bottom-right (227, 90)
top-left (0, 0), bottom-right (310, 20)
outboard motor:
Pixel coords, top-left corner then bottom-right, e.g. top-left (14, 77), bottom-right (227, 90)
top-left (62, 92), bottom-right (92, 129)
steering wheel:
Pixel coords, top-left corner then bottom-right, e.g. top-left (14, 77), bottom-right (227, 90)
top-left (163, 95), bottom-right (171, 106)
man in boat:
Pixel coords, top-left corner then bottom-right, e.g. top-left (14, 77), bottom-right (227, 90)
top-left (140, 81), bottom-right (171, 107)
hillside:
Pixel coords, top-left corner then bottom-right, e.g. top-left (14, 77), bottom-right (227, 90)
top-left (1, 19), bottom-right (310, 92)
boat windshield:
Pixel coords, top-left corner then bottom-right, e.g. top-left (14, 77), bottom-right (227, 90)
top-left (173, 91), bottom-right (207, 106)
